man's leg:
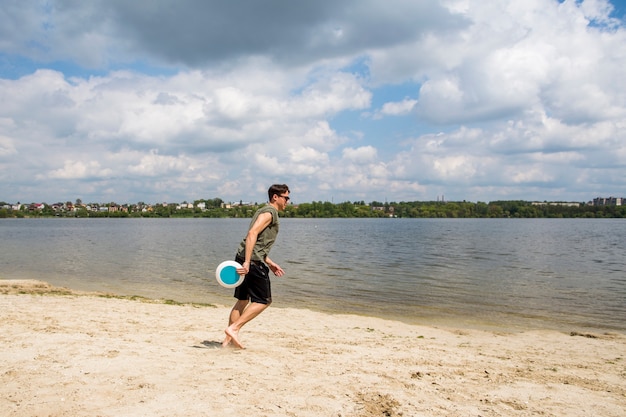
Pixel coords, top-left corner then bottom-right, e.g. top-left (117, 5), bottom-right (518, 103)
top-left (223, 301), bottom-right (270, 349)
top-left (222, 299), bottom-right (248, 347)
top-left (228, 299), bottom-right (249, 325)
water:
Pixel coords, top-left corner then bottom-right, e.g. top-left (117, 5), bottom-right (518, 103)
top-left (1, 218), bottom-right (624, 332)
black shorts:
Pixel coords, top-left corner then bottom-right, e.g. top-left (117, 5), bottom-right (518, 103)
top-left (234, 256), bottom-right (272, 304)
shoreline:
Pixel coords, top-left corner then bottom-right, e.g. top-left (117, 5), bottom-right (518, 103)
top-left (2, 279), bottom-right (625, 416)
top-left (3, 278), bottom-right (624, 335)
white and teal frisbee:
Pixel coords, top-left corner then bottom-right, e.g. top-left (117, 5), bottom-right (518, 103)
top-left (215, 260), bottom-right (245, 288)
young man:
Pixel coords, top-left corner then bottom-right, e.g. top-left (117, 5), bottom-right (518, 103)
top-left (222, 184), bottom-right (290, 349)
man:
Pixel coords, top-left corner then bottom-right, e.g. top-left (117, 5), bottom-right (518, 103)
top-left (222, 184), bottom-right (290, 349)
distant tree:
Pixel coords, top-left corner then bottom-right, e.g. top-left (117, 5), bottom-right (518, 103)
top-left (75, 207), bottom-right (89, 217)
top-left (206, 198), bottom-right (224, 208)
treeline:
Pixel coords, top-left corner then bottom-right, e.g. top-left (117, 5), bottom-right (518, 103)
top-left (2, 199), bottom-right (626, 218)
top-left (285, 200), bottom-right (626, 218)
top-left (384, 200), bottom-right (626, 218)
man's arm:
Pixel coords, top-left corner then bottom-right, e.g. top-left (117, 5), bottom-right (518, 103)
top-left (237, 212), bottom-right (272, 275)
top-left (264, 256), bottom-right (285, 277)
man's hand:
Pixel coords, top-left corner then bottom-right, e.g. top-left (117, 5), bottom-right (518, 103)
top-left (267, 262), bottom-right (285, 277)
top-left (236, 261), bottom-right (250, 276)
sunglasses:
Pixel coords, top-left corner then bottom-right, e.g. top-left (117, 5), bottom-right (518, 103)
top-left (279, 194), bottom-right (290, 202)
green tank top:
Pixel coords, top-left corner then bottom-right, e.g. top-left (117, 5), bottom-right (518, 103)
top-left (237, 205), bottom-right (280, 262)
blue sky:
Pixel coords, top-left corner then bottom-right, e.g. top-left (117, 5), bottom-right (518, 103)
top-left (1, 0), bottom-right (626, 204)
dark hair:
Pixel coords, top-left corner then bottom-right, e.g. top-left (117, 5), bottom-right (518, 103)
top-left (268, 184), bottom-right (290, 201)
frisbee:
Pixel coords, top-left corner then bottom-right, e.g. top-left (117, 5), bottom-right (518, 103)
top-left (215, 260), bottom-right (245, 288)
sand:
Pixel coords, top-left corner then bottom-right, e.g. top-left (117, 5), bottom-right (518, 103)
top-left (1, 279), bottom-right (625, 417)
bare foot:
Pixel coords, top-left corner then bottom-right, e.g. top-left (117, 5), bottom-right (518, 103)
top-left (221, 334), bottom-right (232, 348)
top-left (224, 326), bottom-right (245, 349)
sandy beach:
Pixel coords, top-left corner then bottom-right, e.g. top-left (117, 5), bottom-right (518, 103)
top-left (1, 280), bottom-right (625, 416)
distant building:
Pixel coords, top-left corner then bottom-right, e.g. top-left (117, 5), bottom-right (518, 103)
top-left (592, 197), bottom-right (624, 206)
top-left (531, 201), bottom-right (580, 207)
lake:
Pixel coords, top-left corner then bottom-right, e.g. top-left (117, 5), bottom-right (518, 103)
top-left (1, 217), bottom-right (624, 332)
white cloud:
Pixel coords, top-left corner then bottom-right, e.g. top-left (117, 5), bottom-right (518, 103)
top-left (579, 0), bottom-right (621, 26)
top-left (0, 134), bottom-right (17, 157)
top-left (411, 0), bottom-right (626, 126)
top-left (1, 0), bottom-right (625, 203)
top-left (342, 146), bottom-right (378, 163)
top-left (127, 150), bottom-right (191, 177)
top-left (46, 160), bottom-right (111, 180)
top-left (377, 98), bottom-right (417, 118)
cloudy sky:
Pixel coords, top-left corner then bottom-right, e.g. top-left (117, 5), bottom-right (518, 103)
top-left (1, 0), bottom-right (625, 205)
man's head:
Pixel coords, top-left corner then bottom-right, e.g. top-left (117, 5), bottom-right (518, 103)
top-left (268, 184), bottom-right (290, 208)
